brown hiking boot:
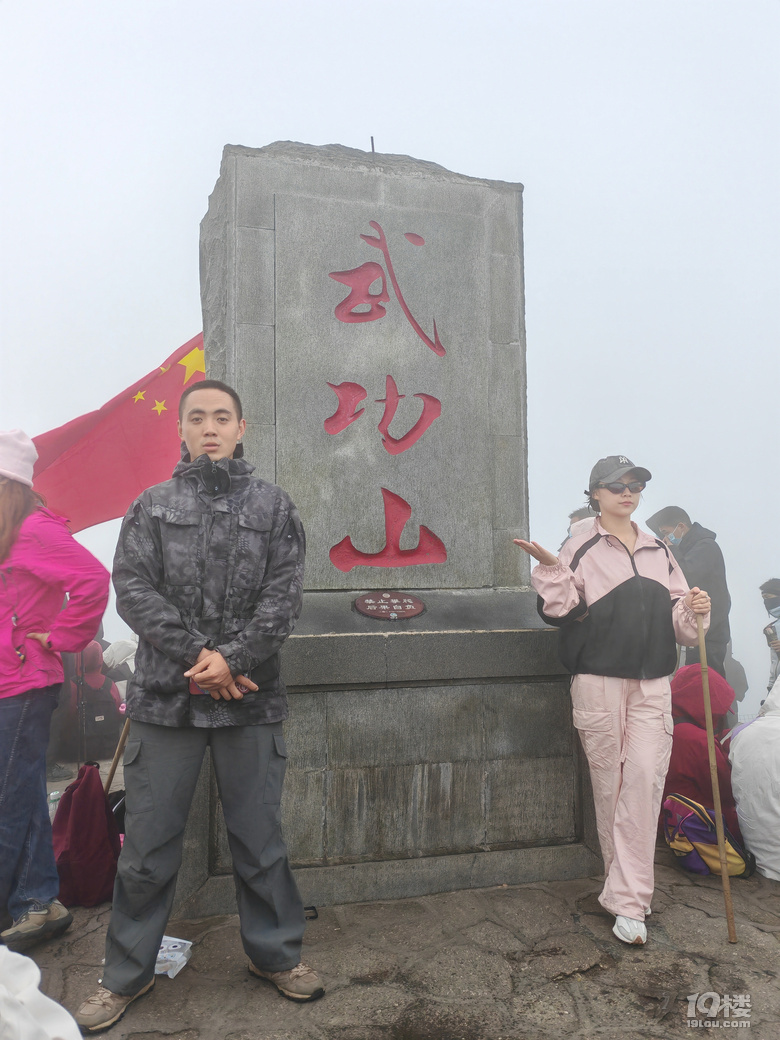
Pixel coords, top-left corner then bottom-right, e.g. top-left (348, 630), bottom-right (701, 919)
top-left (249, 960), bottom-right (324, 1001)
top-left (74, 979), bottom-right (154, 1033)
top-left (0, 899), bottom-right (72, 951)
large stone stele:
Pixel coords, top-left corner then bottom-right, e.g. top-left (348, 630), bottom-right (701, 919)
top-left (200, 141), bottom-right (529, 591)
top-left (176, 142), bottom-right (598, 915)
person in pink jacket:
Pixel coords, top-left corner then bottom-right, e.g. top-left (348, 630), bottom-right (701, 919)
top-left (515, 455), bottom-right (711, 946)
top-left (0, 430), bottom-right (109, 952)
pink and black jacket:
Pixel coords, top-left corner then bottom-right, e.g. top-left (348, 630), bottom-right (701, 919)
top-left (532, 519), bottom-right (707, 679)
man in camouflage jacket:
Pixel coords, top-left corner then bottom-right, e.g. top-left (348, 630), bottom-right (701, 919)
top-left (76, 381), bottom-right (323, 1035)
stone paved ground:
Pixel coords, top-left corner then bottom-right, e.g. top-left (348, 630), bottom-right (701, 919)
top-left (28, 847), bottom-right (780, 1040)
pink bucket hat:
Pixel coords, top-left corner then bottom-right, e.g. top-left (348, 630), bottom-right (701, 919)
top-left (0, 429), bottom-right (38, 488)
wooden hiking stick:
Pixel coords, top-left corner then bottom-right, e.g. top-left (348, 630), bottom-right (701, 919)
top-left (697, 614), bottom-right (738, 943)
top-left (104, 717), bottom-right (131, 796)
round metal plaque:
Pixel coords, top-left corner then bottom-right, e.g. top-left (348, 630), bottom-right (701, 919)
top-left (354, 592), bottom-right (426, 621)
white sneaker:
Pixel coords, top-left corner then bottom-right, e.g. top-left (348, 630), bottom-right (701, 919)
top-left (613, 915), bottom-right (647, 945)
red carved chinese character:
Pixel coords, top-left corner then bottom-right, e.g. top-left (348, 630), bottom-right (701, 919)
top-left (324, 376), bottom-right (441, 453)
top-left (376, 375), bottom-right (441, 455)
top-left (328, 262), bottom-right (389, 323)
top-left (329, 488), bottom-right (447, 572)
top-left (329, 222), bottom-right (446, 356)
top-left (323, 381), bottom-right (367, 434)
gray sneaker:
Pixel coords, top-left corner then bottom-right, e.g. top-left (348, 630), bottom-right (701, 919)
top-left (0, 899), bottom-right (73, 951)
top-left (249, 960), bottom-right (324, 1001)
top-left (74, 979), bottom-right (154, 1033)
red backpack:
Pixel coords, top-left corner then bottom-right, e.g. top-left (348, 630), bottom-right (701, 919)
top-left (52, 762), bottom-right (121, 907)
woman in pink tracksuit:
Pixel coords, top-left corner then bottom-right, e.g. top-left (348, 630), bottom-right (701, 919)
top-left (0, 430), bottom-right (109, 951)
top-left (515, 455), bottom-right (710, 946)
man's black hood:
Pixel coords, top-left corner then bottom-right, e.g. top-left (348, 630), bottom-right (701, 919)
top-left (173, 444), bottom-right (255, 497)
top-left (678, 522), bottom-right (717, 551)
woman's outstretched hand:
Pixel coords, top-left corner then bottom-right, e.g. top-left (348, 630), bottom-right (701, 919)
top-left (685, 586), bottom-right (711, 615)
top-left (513, 539), bottom-right (559, 568)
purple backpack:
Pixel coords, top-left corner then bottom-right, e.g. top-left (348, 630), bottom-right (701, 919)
top-left (663, 793), bottom-right (755, 878)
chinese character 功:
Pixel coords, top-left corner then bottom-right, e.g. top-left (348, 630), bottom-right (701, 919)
top-left (324, 376), bottom-right (441, 454)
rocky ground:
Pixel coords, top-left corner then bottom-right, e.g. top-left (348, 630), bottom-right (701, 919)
top-left (29, 847), bottom-right (780, 1040)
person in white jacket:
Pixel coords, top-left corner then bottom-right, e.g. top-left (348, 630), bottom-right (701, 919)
top-left (729, 678), bottom-right (780, 882)
top-left (0, 947), bottom-right (81, 1040)
top-left (515, 455), bottom-right (710, 946)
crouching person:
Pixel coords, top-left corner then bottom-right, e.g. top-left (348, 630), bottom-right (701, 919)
top-left (75, 381), bottom-right (322, 1033)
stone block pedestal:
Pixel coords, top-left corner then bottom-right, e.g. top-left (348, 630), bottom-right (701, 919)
top-left (174, 590), bottom-right (600, 916)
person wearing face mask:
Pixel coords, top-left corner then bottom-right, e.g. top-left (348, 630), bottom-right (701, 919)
top-left (514, 456), bottom-right (711, 948)
top-left (558, 505), bottom-right (598, 550)
top-left (645, 507), bottom-right (731, 678)
top-left (759, 579), bottom-right (780, 695)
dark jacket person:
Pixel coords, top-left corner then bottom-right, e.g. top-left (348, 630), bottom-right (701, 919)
top-left (646, 507), bottom-right (731, 677)
top-left (75, 381), bottom-right (324, 1034)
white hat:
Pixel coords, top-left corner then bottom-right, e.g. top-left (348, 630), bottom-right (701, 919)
top-left (0, 429), bottom-right (38, 488)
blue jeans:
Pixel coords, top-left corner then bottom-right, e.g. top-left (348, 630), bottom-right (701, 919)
top-left (0, 686), bottom-right (61, 921)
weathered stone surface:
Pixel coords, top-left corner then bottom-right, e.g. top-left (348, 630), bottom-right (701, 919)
top-left (511, 981), bottom-right (580, 1031)
top-left (323, 940), bottom-right (401, 985)
top-left (485, 755), bottom-right (576, 846)
top-left (402, 941), bottom-right (514, 999)
top-left (235, 323), bottom-right (275, 424)
top-left (175, 843), bottom-right (601, 916)
top-left (280, 589), bottom-right (560, 687)
top-left (200, 634), bottom-right (587, 894)
top-left (482, 683), bottom-right (573, 760)
top-left (460, 919), bottom-right (529, 956)
top-left (338, 900), bottom-right (444, 953)
top-left (325, 685), bottom-right (485, 769)
top-left (44, 859), bottom-right (780, 1039)
top-left (282, 767), bottom-right (325, 865)
top-left (481, 885), bottom-right (580, 940)
top-left (201, 141), bottom-right (527, 591)
top-left (325, 761), bottom-right (486, 861)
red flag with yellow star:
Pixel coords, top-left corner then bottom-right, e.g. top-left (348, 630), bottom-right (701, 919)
top-left (32, 334), bottom-right (205, 532)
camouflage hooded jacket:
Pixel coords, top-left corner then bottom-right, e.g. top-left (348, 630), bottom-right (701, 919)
top-left (113, 450), bottom-right (305, 727)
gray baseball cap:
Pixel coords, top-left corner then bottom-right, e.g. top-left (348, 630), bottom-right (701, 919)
top-left (587, 455), bottom-right (652, 492)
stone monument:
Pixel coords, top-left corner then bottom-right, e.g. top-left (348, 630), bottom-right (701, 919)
top-left (174, 142), bottom-right (598, 917)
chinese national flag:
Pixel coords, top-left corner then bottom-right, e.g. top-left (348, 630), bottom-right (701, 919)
top-left (32, 334), bottom-right (205, 532)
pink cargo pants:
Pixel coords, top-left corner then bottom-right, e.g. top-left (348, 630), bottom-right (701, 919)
top-left (571, 674), bottom-right (674, 920)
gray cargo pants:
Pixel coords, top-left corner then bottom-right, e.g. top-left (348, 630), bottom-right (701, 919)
top-left (103, 719), bottom-right (305, 995)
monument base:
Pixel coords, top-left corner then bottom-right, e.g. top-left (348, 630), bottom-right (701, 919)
top-left (175, 843), bottom-right (600, 919)
top-left (173, 590), bottom-right (603, 915)
top-left (172, 589), bottom-right (601, 916)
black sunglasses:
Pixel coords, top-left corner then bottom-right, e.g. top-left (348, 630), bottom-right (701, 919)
top-left (598, 481), bottom-right (646, 494)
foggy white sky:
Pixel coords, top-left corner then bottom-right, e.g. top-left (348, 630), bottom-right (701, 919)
top-left (1, 1), bottom-right (777, 716)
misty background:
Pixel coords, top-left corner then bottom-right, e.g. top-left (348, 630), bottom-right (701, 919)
top-left (1, 1), bottom-right (776, 717)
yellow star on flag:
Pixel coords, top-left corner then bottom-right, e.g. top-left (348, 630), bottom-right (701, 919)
top-left (133, 391), bottom-right (146, 403)
top-left (159, 365), bottom-right (170, 374)
top-left (152, 400), bottom-right (167, 415)
top-left (177, 346), bottom-right (206, 384)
